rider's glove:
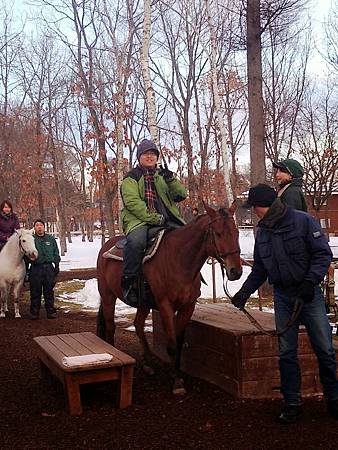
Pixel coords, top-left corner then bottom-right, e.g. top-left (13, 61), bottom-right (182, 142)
top-left (157, 215), bottom-right (166, 227)
top-left (231, 290), bottom-right (250, 310)
top-left (159, 166), bottom-right (174, 182)
top-left (297, 280), bottom-right (315, 303)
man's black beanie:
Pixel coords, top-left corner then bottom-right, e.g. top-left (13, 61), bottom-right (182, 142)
top-left (243, 184), bottom-right (277, 208)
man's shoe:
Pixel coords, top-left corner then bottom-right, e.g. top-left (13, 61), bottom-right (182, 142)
top-left (277, 405), bottom-right (303, 424)
top-left (121, 276), bottom-right (139, 307)
top-left (327, 399), bottom-right (338, 419)
top-left (30, 314), bottom-right (39, 320)
top-left (47, 312), bottom-right (57, 319)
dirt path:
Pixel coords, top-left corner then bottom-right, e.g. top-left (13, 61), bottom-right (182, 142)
top-left (1, 304), bottom-right (338, 450)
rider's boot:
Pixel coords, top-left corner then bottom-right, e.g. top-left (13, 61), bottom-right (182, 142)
top-left (121, 276), bottom-right (139, 307)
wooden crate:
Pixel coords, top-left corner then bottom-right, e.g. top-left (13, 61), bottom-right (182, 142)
top-left (152, 303), bottom-right (333, 399)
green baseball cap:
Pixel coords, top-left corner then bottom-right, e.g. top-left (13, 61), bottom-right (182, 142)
top-left (272, 158), bottom-right (304, 178)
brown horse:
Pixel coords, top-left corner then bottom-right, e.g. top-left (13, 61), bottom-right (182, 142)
top-left (96, 203), bottom-right (242, 394)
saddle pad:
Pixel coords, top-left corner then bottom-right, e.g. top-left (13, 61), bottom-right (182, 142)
top-left (103, 229), bottom-right (166, 262)
top-left (62, 353), bottom-right (113, 368)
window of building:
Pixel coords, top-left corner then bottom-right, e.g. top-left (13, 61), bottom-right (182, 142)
top-left (320, 218), bottom-right (331, 228)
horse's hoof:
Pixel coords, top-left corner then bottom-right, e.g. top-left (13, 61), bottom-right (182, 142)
top-left (172, 386), bottom-right (186, 396)
top-left (0, 313), bottom-right (5, 318)
top-left (142, 365), bottom-right (155, 375)
top-left (172, 379), bottom-right (186, 396)
top-left (15, 314), bottom-right (21, 318)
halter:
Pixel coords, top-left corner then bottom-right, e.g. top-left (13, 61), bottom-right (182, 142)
top-left (15, 230), bottom-right (32, 256)
top-left (205, 216), bottom-right (240, 266)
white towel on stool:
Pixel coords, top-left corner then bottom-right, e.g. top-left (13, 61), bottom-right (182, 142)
top-left (62, 353), bottom-right (113, 368)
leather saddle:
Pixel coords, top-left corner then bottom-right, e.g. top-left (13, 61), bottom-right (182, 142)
top-left (103, 228), bottom-right (166, 262)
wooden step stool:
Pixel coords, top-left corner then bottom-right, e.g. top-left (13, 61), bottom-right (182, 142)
top-left (34, 332), bottom-right (135, 415)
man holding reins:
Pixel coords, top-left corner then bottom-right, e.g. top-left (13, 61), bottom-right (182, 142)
top-left (232, 184), bottom-right (338, 424)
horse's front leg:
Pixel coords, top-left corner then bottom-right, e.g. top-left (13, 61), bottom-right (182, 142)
top-left (12, 281), bottom-right (23, 318)
top-left (99, 295), bottom-right (117, 345)
top-left (134, 306), bottom-right (153, 374)
top-left (173, 302), bottom-right (196, 393)
top-left (0, 286), bottom-right (9, 318)
top-left (158, 302), bottom-right (187, 395)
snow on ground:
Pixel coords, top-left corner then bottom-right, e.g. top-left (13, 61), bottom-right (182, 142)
top-left (57, 232), bottom-right (338, 312)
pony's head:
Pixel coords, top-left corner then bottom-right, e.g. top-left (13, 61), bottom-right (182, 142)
top-left (16, 229), bottom-right (38, 261)
top-left (203, 201), bottom-right (242, 281)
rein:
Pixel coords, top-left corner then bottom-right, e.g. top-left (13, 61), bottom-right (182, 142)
top-left (205, 216), bottom-right (240, 263)
top-left (219, 259), bottom-right (303, 338)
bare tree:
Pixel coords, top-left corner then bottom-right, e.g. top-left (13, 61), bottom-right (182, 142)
top-left (296, 82), bottom-right (338, 213)
top-left (205, 0), bottom-right (233, 204)
top-left (325, 0), bottom-right (338, 75)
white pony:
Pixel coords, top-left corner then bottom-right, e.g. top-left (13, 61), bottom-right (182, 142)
top-left (0, 229), bottom-right (38, 318)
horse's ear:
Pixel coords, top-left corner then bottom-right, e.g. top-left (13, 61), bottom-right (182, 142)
top-left (202, 200), bottom-right (217, 219)
top-left (229, 200), bottom-right (237, 216)
top-left (30, 228), bottom-right (34, 233)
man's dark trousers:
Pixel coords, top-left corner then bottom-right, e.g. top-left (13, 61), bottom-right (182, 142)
top-left (29, 264), bottom-right (56, 315)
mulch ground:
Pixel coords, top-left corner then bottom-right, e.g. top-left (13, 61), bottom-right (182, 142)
top-left (1, 304), bottom-right (338, 450)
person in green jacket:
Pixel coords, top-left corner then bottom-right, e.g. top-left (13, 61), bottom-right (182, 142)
top-left (272, 158), bottom-right (307, 212)
top-left (28, 219), bottom-right (61, 320)
top-left (120, 139), bottom-right (187, 305)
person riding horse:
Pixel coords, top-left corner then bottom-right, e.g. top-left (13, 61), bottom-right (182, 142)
top-left (120, 139), bottom-right (187, 305)
top-left (0, 200), bottom-right (20, 252)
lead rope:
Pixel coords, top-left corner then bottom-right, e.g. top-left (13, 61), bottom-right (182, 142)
top-left (219, 263), bottom-right (304, 337)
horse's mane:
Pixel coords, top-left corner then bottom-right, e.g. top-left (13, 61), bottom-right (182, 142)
top-left (184, 207), bottom-right (230, 226)
top-left (167, 208), bottom-right (231, 237)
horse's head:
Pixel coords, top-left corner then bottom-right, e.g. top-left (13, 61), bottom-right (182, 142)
top-left (16, 229), bottom-right (38, 261)
top-left (204, 201), bottom-right (242, 281)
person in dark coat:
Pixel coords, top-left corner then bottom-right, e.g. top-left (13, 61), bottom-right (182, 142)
top-left (232, 184), bottom-right (338, 424)
top-left (0, 200), bottom-right (20, 251)
top-left (27, 219), bottom-right (61, 320)
top-left (272, 158), bottom-right (307, 211)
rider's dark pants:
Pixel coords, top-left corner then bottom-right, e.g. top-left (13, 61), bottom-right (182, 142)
top-left (29, 264), bottom-right (56, 315)
top-left (123, 226), bottom-right (149, 279)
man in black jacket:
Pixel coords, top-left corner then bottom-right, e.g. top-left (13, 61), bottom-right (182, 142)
top-left (273, 158), bottom-right (307, 211)
top-left (233, 184), bottom-right (338, 424)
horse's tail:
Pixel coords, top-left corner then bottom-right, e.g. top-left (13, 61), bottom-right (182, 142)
top-left (96, 300), bottom-right (106, 340)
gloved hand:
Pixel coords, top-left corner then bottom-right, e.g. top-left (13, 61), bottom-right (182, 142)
top-left (53, 263), bottom-right (60, 276)
top-left (297, 280), bottom-right (315, 303)
top-left (157, 215), bottom-right (166, 227)
top-left (159, 166), bottom-right (174, 182)
top-left (231, 290), bottom-right (250, 310)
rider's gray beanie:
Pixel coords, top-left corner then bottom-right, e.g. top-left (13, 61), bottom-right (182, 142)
top-left (137, 139), bottom-right (159, 160)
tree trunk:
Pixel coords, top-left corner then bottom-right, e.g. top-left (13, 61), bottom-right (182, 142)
top-left (247, 0), bottom-right (266, 184)
top-left (206, 0), bottom-right (234, 205)
top-left (140, 0), bottom-right (159, 145)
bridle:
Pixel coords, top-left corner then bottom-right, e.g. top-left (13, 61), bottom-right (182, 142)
top-left (205, 217), bottom-right (303, 337)
top-left (204, 216), bottom-right (240, 267)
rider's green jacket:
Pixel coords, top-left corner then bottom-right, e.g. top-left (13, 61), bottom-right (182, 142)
top-left (120, 166), bottom-right (187, 235)
top-left (30, 233), bottom-right (61, 266)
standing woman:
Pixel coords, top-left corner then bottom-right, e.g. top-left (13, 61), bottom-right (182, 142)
top-left (0, 200), bottom-right (20, 251)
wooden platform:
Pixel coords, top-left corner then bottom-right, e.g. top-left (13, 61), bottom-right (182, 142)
top-left (152, 304), bottom-right (338, 399)
top-left (34, 332), bottom-right (135, 415)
